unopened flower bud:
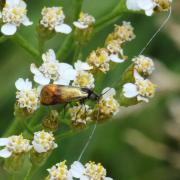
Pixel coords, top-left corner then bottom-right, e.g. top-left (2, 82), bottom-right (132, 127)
top-left (42, 110), bottom-right (59, 131)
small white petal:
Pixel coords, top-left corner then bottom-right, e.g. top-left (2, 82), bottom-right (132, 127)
top-left (59, 63), bottom-right (74, 71)
top-left (74, 60), bottom-right (92, 71)
top-left (32, 143), bottom-right (46, 153)
top-left (61, 68), bottom-right (77, 81)
top-left (42, 49), bottom-right (57, 62)
top-left (123, 83), bottom-right (138, 98)
top-left (80, 175), bottom-right (89, 180)
top-left (134, 70), bottom-right (143, 80)
top-left (0, 12), bottom-right (2, 19)
top-left (34, 74), bottom-right (50, 85)
top-left (30, 64), bottom-right (41, 75)
top-left (67, 172), bottom-right (73, 180)
top-left (109, 54), bottom-right (124, 63)
top-left (73, 21), bottom-right (88, 29)
top-left (19, 0), bottom-right (27, 8)
top-left (1, 23), bottom-right (17, 36)
top-left (37, 85), bottom-right (43, 94)
top-left (105, 177), bottom-right (113, 180)
top-left (126, 0), bottom-right (141, 11)
top-left (137, 0), bottom-right (154, 10)
top-left (0, 138), bottom-right (9, 146)
top-left (145, 9), bottom-right (154, 16)
top-left (0, 148), bottom-right (12, 158)
top-left (137, 95), bottom-right (149, 102)
top-left (102, 87), bottom-right (116, 98)
top-left (55, 24), bottom-right (72, 34)
top-left (59, 63), bottom-right (77, 80)
top-left (6, 0), bottom-right (20, 6)
top-left (22, 16), bottom-right (33, 26)
top-left (70, 161), bottom-right (86, 178)
top-left (54, 78), bottom-right (70, 85)
top-left (15, 78), bottom-right (32, 91)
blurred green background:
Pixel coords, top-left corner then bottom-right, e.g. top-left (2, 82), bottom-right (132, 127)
top-left (0, 0), bottom-right (180, 179)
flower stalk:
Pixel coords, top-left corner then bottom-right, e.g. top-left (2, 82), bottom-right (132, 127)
top-left (11, 33), bottom-right (40, 60)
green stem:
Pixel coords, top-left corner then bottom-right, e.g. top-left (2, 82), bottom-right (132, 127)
top-left (94, 1), bottom-right (126, 35)
top-left (24, 164), bottom-right (37, 180)
top-left (94, 14), bottom-right (122, 35)
top-left (74, 0), bottom-right (84, 20)
top-left (21, 119), bottom-right (34, 136)
top-left (3, 117), bottom-right (21, 137)
top-left (73, 44), bottom-right (81, 63)
top-left (38, 38), bottom-right (45, 54)
top-left (56, 34), bottom-right (74, 59)
top-left (11, 33), bottom-right (40, 60)
top-left (56, 0), bottom-right (83, 60)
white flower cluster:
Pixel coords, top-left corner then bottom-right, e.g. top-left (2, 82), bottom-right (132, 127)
top-left (40, 7), bottom-right (72, 34)
top-left (87, 21), bottom-right (135, 73)
top-left (46, 161), bottom-right (72, 180)
top-left (0, 135), bottom-right (31, 158)
top-left (0, 0), bottom-right (32, 35)
top-left (31, 49), bottom-right (76, 86)
top-left (69, 104), bottom-right (93, 128)
top-left (105, 21), bottom-right (135, 64)
top-left (15, 78), bottom-right (40, 113)
top-left (73, 12), bottom-right (95, 29)
top-left (123, 69), bottom-right (156, 103)
top-left (46, 160), bottom-right (113, 180)
top-left (98, 88), bottom-right (120, 118)
top-left (87, 48), bottom-right (111, 73)
top-left (70, 161), bottom-right (113, 180)
top-left (32, 130), bottom-right (57, 153)
top-left (73, 60), bottom-right (94, 88)
top-left (126, 0), bottom-right (172, 16)
top-left (132, 55), bottom-right (155, 76)
top-left (0, 130), bottom-right (57, 158)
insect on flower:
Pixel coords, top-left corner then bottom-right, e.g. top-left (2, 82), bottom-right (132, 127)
top-left (40, 84), bottom-right (100, 105)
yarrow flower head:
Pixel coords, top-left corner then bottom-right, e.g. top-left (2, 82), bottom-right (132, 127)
top-left (46, 160), bottom-right (72, 180)
top-left (132, 55), bottom-right (155, 76)
top-left (97, 87), bottom-right (120, 119)
top-left (31, 49), bottom-right (76, 85)
top-left (32, 130), bottom-right (57, 153)
top-left (113, 22), bottom-right (136, 43)
top-left (73, 60), bottom-right (94, 88)
top-left (40, 6), bottom-right (72, 34)
top-left (73, 12), bottom-right (95, 29)
top-left (0, 0), bottom-right (32, 35)
top-left (15, 78), bottom-right (40, 114)
top-left (70, 161), bottom-right (113, 180)
top-left (123, 70), bottom-right (157, 102)
top-left (0, 135), bottom-right (32, 158)
top-left (87, 48), bottom-right (110, 73)
top-left (105, 21), bottom-right (135, 63)
top-left (106, 39), bottom-right (126, 63)
top-left (126, 0), bottom-right (172, 16)
top-left (69, 104), bottom-right (93, 128)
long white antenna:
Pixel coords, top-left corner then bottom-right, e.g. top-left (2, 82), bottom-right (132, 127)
top-left (139, 7), bottom-right (172, 55)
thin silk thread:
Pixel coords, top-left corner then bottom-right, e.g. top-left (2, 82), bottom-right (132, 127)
top-left (139, 7), bottom-right (172, 55)
top-left (78, 123), bottom-right (97, 161)
top-left (77, 7), bottom-right (172, 162)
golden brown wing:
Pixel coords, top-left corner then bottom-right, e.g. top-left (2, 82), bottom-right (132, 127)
top-left (40, 84), bottom-right (88, 105)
